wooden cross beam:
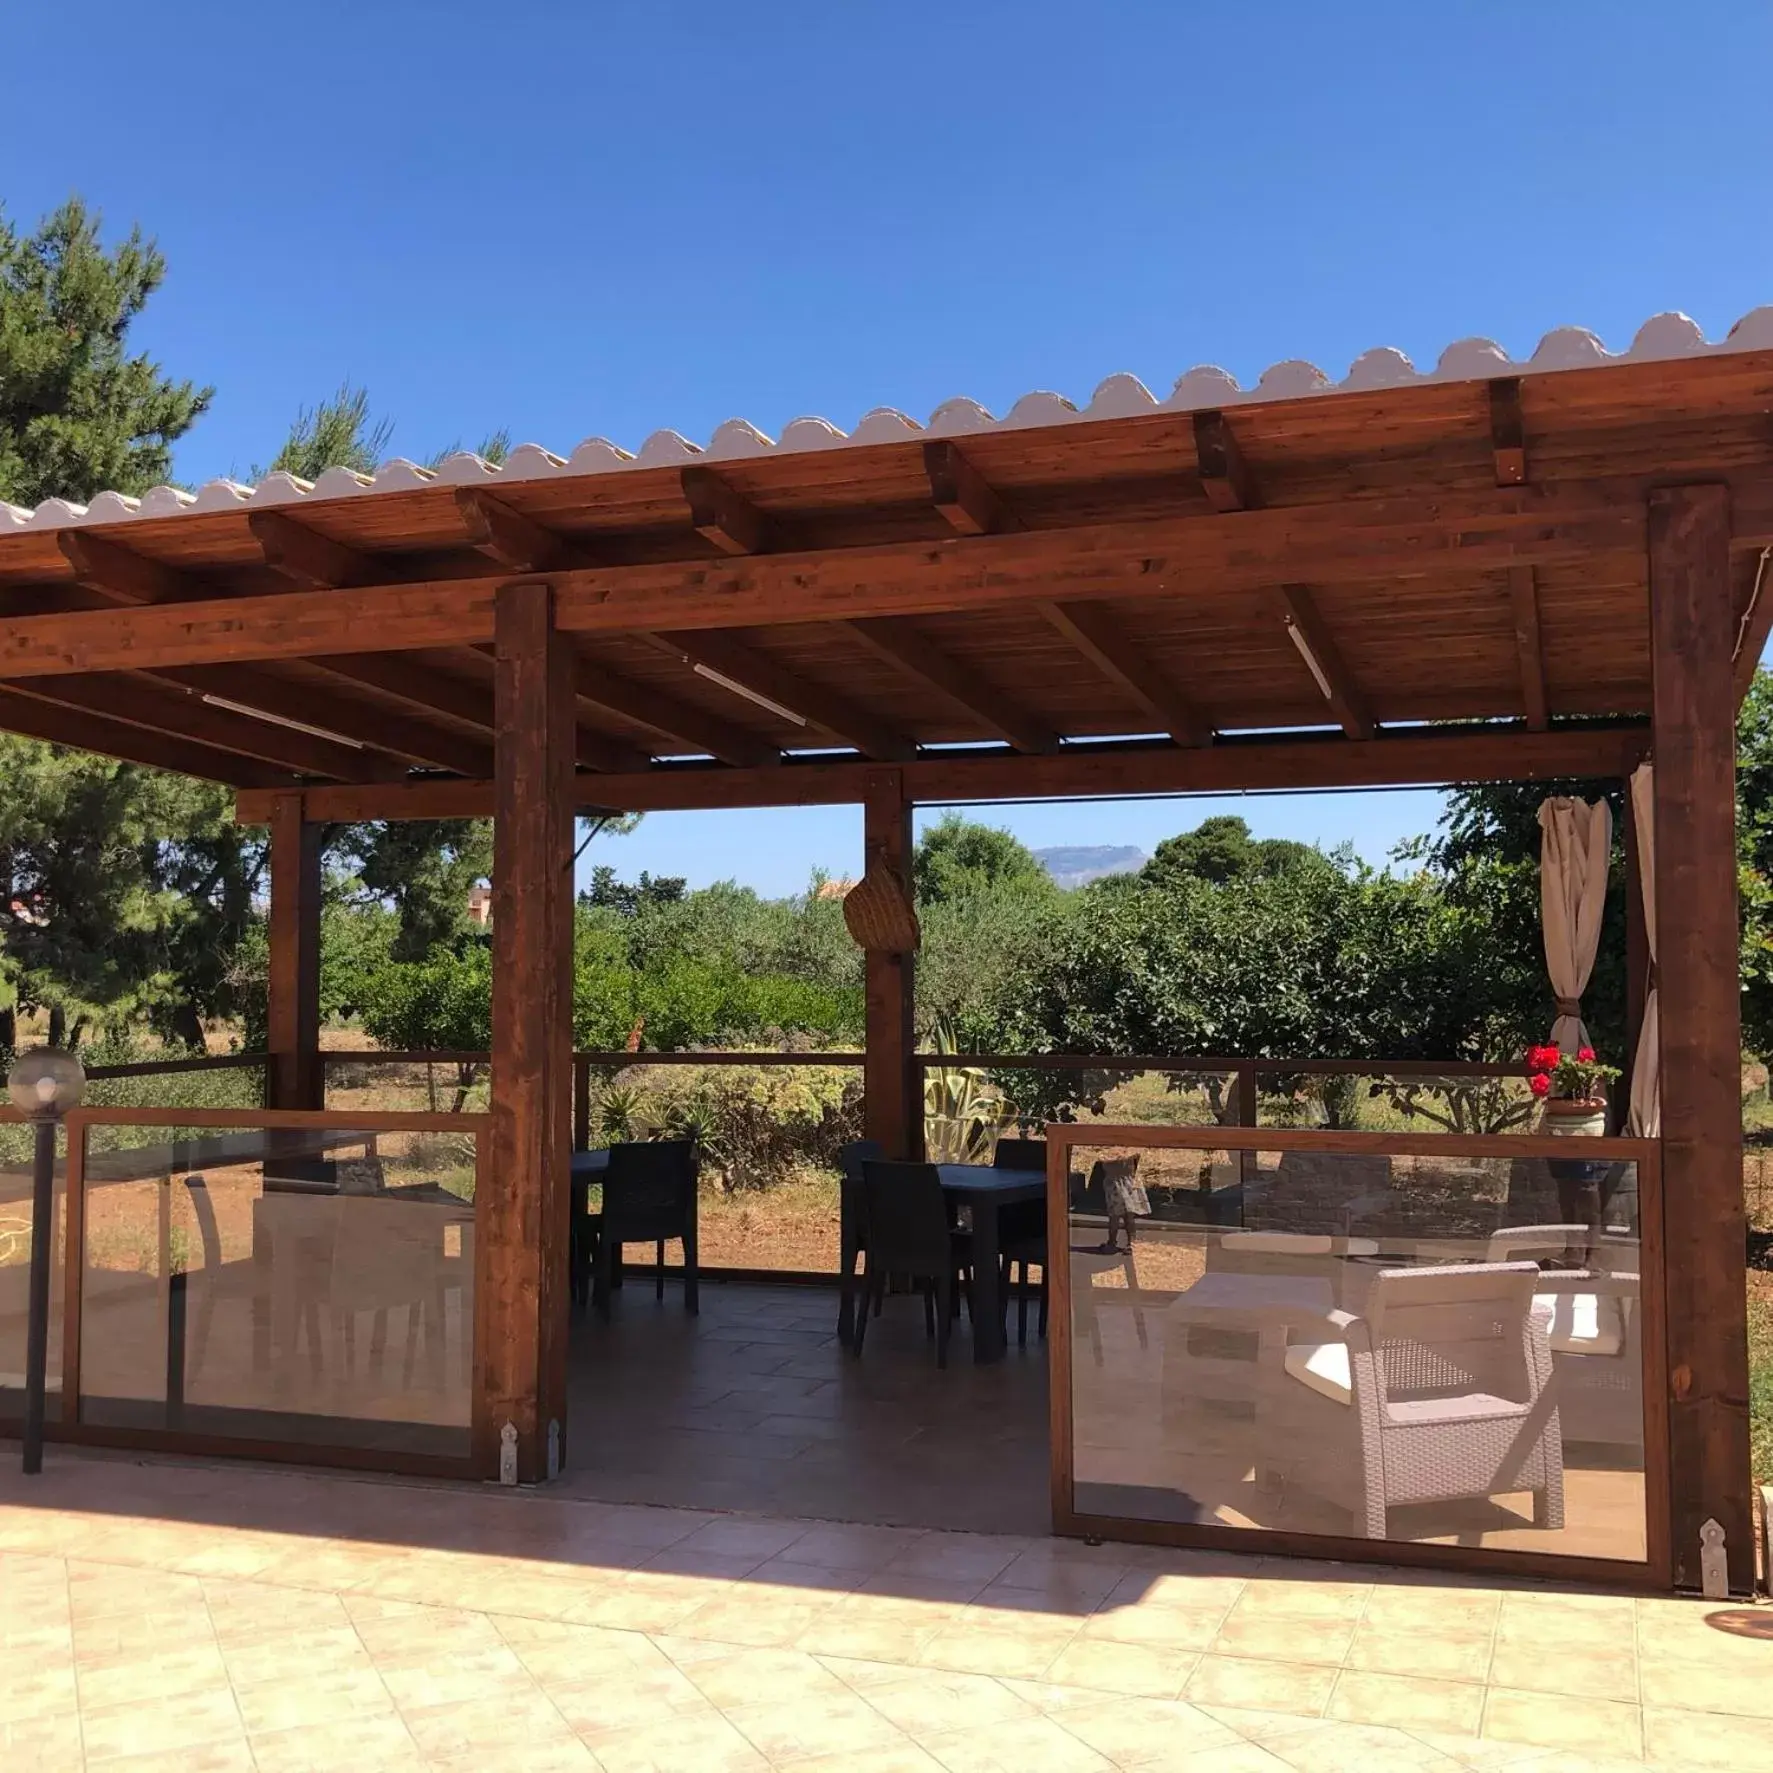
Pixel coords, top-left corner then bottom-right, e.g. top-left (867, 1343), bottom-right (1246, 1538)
top-left (58, 530), bottom-right (196, 604)
top-left (924, 440), bottom-right (1018, 536)
top-left (841, 618), bottom-right (1059, 754)
top-left (1507, 567), bottom-right (1550, 731)
top-left (1192, 411), bottom-right (1256, 512)
top-left (455, 488), bottom-right (575, 572)
top-left (1489, 378), bottom-right (1528, 486)
top-left (248, 509), bottom-right (379, 588)
top-left (1038, 601), bottom-right (1211, 747)
top-left (1274, 585), bottom-right (1374, 740)
top-left (570, 655), bottom-right (779, 769)
top-left (682, 466), bottom-right (767, 555)
top-left (647, 629), bottom-right (916, 761)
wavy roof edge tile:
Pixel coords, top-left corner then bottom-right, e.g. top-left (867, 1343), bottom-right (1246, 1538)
top-left (7, 306), bottom-right (1770, 534)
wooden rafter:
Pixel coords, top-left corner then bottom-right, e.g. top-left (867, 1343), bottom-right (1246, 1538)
top-left (682, 466), bottom-right (766, 555)
top-left (924, 440), bottom-right (1016, 536)
top-left (646, 630), bottom-right (915, 761)
top-left (1507, 567), bottom-right (1549, 730)
top-left (1489, 378), bottom-right (1527, 486)
top-left (155, 663), bottom-right (494, 777)
top-left (1275, 584), bottom-right (1374, 740)
top-left (455, 488), bottom-right (573, 572)
top-left (248, 509), bottom-right (377, 588)
top-left (12, 672), bottom-right (391, 782)
top-left (1193, 411), bottom-right (1255, 512)
top-left (236, 723), bottom-right (1653, 825)
top-left (0, 685), bottom-right (292, 787)
top-left (1038, 601), bottom-right (1210, 747)
top-left (311, 652), bottom-right (501, 732)
top-left (58, 530), bottom-right (194, 604)
top-left (841, 618), bottom-right (1058, 754)
top-left (571, 655), bottom-right (779, 769)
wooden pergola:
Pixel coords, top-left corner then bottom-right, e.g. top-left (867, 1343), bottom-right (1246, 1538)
top-left (0, 312), bottom-right (1762, 1588)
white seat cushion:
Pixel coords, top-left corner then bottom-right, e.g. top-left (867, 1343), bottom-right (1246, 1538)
top-left (1283, 1339), bottom-right (1352, 1405)
top-left (1533, 1291), bottom-right (1625, 1357)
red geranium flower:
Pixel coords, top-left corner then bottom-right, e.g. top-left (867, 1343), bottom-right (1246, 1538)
top-left (1577, 1045), bottom-right (1596, 1063)
top-left (1529, 1073), bottom-right (1551, 1097)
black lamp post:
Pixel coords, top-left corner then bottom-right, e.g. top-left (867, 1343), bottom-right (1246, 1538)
top-left (9, 1049), bottom-right (85, 1474)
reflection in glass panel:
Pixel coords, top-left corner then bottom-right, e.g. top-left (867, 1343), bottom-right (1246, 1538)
top-left (0, 1129), bottom-right (66, 1420)
top-left (1068, 1141), bottom-right (1646, 1561)
top-left (79, 1123), bottom-right (476, 1457)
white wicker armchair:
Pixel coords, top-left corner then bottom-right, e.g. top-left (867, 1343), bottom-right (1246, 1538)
top-left (1265, 1260), bottom-right (1565, 1540)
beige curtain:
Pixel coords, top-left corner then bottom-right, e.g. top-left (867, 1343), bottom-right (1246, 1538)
top-left (1538, 795), bottom-right (1614, 1055)
top-left (1627, 763), bottom-right (1660, 1136)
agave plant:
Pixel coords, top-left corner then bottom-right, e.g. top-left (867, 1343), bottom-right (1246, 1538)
top-left (922, 1016), bottom-right (1001, 1163)
top-left (595, 1083), bottom-right (654, 1144)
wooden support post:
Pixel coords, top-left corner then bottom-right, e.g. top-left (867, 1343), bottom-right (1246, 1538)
top-left (863, 771), bottom-right (918, 1158)
top-left (485, 582), bottom-right (576, 1484)
top-left (1649, 484), bottom-right (1753, 1593)
top-left (266, 793), bottom-right (321, 1110)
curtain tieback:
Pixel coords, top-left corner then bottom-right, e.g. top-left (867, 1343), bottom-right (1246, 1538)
top-left (1554, 995), bottom-right (1582, 1017)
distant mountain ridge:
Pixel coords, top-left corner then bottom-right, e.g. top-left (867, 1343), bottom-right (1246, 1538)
top-left (1035, 844), bottom-right (1147, 888)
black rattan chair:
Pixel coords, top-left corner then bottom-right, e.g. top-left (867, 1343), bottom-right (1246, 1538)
top-left (589, 1140), bottom-right (699, 1318)
top-left (855, 1159), bottom-right (971, 1368)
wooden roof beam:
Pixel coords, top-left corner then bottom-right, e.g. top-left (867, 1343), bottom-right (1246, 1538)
top-left (1507, 567), bottom-right (1550, 730)
top-left (455, 488), bottom-right (574, 572)
top-left (1193, 411), bottom-right (1256, 512)
top-left (156, 663), bottom-right (493, 777)
top-left (646, 630), bottom-right (916, 761)
top-left (571, 656), bottom-right (779, 769)
top-left (0, 685), bottom-right (295, 787)
top-left (924, 440), bottom-right (1017, 536)
top-left (1490, 378), bottom-right (1527, 486)
top-left (58, 530), bottom-right (196, 604)
top-left (239, 723), bottom-right (1654, 825)
top-left (1038, 601), bottom-right (1211, 747)
top-left (841, 617), bottom-right (1058, 753)
top-left (12, 673), bottom-right (393, 782)
top-left (1275, 585), bottom-right (1374, 740)
top-left (682, 466), bottom-right (767, 555)
top-left (248, 509), bottom-right (378, 588)
top-left (327, 644), bottom-right (654, 774)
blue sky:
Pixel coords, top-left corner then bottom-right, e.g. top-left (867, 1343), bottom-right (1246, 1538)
top-left (8, 2), bottom-right (1769, 896)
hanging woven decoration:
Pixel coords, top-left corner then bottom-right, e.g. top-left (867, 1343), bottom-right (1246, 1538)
top-left (842, 863), bottom-right (920, 953)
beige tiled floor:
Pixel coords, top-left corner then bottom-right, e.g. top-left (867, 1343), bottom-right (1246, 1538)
top-left (0, 1448), bottom-right (1768, 1771)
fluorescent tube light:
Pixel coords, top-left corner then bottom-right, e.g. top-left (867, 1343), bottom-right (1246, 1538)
top-left (201, 695), bottom-right (366, 748)
top-left (692, 662), bottom-right (807, 726)
top-left (1284, 620), bottom-right (1335, 702)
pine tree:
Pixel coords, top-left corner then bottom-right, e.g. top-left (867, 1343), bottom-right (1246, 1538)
top-left (0, 198), bottom-right (211, 507)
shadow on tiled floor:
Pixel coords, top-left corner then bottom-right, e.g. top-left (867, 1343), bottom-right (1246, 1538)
top-left (559, 1278), bottom-right (1052, 1534)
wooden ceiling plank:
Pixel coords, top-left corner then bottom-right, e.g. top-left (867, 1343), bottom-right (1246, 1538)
top-left (682, 466), bottom-right (767, 555)
top-left (1038, 601), bottom-right (1211, 747)
top-left (924, 440), bottom-right (1018, 536)
top-left (0, 685), bottom-right (293, 787)
top-left (646, 629), bottom-right (916, 761)
top-left (842, 617), bottom-right (1059, 753)
top-left (1508, 566), bottom-right (1550, 730)
top-left (1490, 378), bottom-right (1528, 486)
top-left (572, 656), bottom-right (778, 769)
top-left (1193, 411), bottom-right (1256, 512)
top-left (247, 509), bottom-right (377, 588)
top-left (157, 663), bottom-right (492, 777)
top-left (1274, 584), bottom-right (1376, 740)
top-left (238, 723), bottom-right (1653, 825)
top-left (58, 530), bottom-right (193, 604)
top-left (454, 488), bottom-right (571, 572)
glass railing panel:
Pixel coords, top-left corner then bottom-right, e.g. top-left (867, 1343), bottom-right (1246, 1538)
top-left (76, 1115), bottom-right (480, 1459)
top-left (1065, 1132), bottom-right (1649, 1563)
top-left (0, 1118), bottom-right (66, 1422)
